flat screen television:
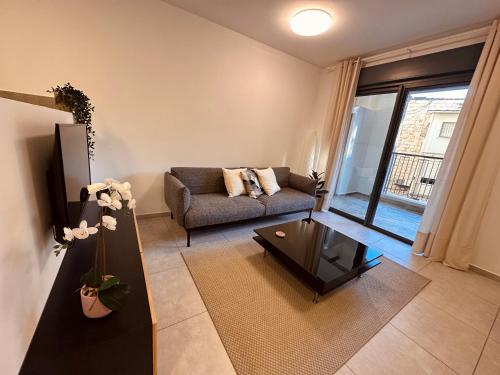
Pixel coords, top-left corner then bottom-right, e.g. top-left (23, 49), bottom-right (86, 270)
top-left (47, 124), bottom-right (91, 243)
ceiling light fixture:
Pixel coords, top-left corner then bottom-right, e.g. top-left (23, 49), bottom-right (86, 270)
top-left (290, 9), bottom-right (332, 36)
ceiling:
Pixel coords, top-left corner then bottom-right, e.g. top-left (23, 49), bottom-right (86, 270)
top-left (161, 0), bottom-right (499, 67)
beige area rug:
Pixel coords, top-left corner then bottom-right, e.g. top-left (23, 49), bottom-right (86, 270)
top-left (182, 239), bottom-right (430, 375)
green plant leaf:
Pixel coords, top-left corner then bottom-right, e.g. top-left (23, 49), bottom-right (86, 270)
top-left (80, 268), bottom-right (101, 288)
top-left (99, 276), bottom-right (120, 291)
top-left (98, 283), bottom-right (130, 311)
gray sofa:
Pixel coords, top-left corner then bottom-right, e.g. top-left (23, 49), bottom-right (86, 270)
top-left (164, 167), bottom-right (317, 246)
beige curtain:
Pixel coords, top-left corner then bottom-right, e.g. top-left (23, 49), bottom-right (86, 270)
top-left (321, 58), bottom-right (362, 211)
top-left (413, 20), bottom-right (500, 270)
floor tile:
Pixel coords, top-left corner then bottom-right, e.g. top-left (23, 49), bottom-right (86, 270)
top-left (372, 237), bottom-right (430, 271)
top-left (419, 262), bottom-right (500, 306)
top-left (219, 224), bottom-right (255, 241)
top-left (417, 275), bottom-right (498, 335)
top-left (150, 266), bottom-right (206, 329)
top-left (188, 229), bottom-right (226, 247)
top-left (475, 338), bottom-right (500, 375)
top-left (334, 365), bottom-right (355, 375)
top-left (157, 312), bottom-right (235, 375)
top-left (374, 235), bottom-right (412, 253)
top-left (143, 242), bottom-right (184, 274)
top-left (490, 313), bottom-right (500, 343)
top-left (312, 211), bottom-right (354, 230)
top-left (138, 216), bottom-right (168, 228)
top-left (138, 217), bottom-right (173, 244)
top-left (340, 224), bottom-right (387, 246)
top-left (391, 296), bottom-right (486, 375)
top-left (164, 217), bottom-right (188, 233)
top-left (383, 251), bottom-right (431, 272)
top-left (347, 324), bottom-right (454, 375)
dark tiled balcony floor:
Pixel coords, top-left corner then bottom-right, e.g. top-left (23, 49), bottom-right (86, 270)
top-left (331, 193), bottom-right (423, 241)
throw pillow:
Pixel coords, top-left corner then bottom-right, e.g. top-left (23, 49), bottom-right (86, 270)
top-left (241, 170), bottom-right (263, 199)
top-left (222, 168), bottom-right (247, 197)
top-left (254, 167), bottom-right (281, 196)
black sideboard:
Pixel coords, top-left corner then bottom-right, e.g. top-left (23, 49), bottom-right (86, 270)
top-left (20, 202), bottom-right (157, 374)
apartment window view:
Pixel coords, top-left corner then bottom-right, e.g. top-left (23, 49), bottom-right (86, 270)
top-left (331, 87), bottom-right (468, 242)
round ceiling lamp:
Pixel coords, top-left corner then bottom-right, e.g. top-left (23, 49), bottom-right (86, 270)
top-left (290, 9), bottom-right (332, 36)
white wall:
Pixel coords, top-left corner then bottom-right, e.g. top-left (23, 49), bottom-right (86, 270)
top-left (287, 68), bottom-right (337, 176)
top-left (471, 167), bottom-right (500, 277)
top-left (0, 99), bottom-right (73, 374)
top-left (0, 0), bottom-right (321, 214)
top-left (421, 112), bottom-right (458, 156)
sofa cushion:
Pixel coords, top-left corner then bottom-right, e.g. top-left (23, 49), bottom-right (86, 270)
top-left (184, 193), bottom-right (265, 229)
top-left (257, 187), bottom-right (315, 215)
top-left (171, 167), bottom-right (226, 195)
top-left (248, 167), bottom-right (290, 187)
top-left (241, 170), bottom-right (263, 198)
top-left (254, 167), bottom-right (281, 196)
top-left (222, 168), bottom-right (247, 197)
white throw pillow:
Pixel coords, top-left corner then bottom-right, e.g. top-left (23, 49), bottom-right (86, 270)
top-left (254, 167), bottom-right (281, 196)
top-left (222, 168), bottom-right (247, 197)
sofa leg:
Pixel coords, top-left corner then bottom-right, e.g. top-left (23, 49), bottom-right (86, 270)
top-left (186, 230), bottom-right (191, 247)
top-left (170, 212), bottom-right (174, 220)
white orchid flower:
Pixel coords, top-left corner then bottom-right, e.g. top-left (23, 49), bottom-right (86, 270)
top-left (63, 227), bottom-right (74, 241)
top-left (121, 189), bottom-right (132, 200)
top-left (72, 220), bottom-right (98, 240)
top-left (97, 215), bottom-right (117, 230)
top-left (111, 181), bottom-right (132, 199)
top-left (110, 190), bottom-right (122, 202)
top-left (87, 183), bottom-right (108, 194)
top-left (127, 198), bottom-right (136, 210)
top-left (104, 177), bottom-right (117, 186)
top-left (97, 192), bottom-right (122, 210)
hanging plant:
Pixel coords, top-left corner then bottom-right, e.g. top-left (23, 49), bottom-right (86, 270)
top-left (48, 83), bottom-right (95, 159)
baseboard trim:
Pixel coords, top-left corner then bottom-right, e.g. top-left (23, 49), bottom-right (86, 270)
top-left (136, 211), bottom-right (170, 219)
top-left (470, 264), bottom-right (500, 282)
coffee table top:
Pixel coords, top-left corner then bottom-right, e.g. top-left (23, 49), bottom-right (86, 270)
top-left (254, 219), bottom-right (382, 289)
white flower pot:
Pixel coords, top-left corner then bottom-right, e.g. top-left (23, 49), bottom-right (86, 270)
top-left (80, 287), bottom-right (112, 319)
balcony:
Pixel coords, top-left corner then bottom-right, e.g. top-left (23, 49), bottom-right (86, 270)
top-left (331, 152), bottom-right (443, 241)
top-left (382, 152), bottom-right (443, 203)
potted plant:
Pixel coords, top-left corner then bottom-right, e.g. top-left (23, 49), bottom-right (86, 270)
top-left (48, 83), bottom-right (95, 160)
top-left (308, 170), bottom-right (329, 211)
top-left (53, 179), bottom-right (136, 318)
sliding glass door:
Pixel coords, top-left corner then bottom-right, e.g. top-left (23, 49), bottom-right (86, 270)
top-left (331, 93), bottom-right (398, 220)
top-left (371, 86), bottom-right (468, 240)
top-left (330, 84), bottom-right (469, 244)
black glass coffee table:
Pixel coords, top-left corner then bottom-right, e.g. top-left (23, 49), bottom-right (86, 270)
top-left (254, 219), bottom-right (383, 303)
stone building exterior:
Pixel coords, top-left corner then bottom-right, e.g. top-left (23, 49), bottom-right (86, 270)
top-left (384, 98), bottom-right (463, 202)
top-left (394, 98), bottom-right (463, 155)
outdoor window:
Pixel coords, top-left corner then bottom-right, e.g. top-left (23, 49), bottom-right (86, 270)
top-left (439, 121), bottom-right (456, 138)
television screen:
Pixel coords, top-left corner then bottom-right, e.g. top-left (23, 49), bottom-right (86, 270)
top-left (48, 124), bottom-right (91, 243)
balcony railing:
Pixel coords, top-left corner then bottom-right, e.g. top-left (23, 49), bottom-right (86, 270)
top-left (382, 152), bottom-right (443, 203)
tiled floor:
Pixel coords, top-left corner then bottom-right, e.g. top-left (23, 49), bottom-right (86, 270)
top-left (138, 211), bottom-right (500, 375)
top-left (331, 193), bottom-right (423, 241)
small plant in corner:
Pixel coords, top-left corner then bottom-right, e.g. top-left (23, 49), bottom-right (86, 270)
top-left (48, 83), bottom-right (95, 159)
top-left (53, 179), bottom-right (137, 318)
top-left (308, 170), bottom-right (328, 197)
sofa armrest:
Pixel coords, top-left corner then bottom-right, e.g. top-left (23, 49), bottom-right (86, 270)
top-left (288, 172), bottom-right (317, 197)
top-left (164, 172), bottom-right (191, 226)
